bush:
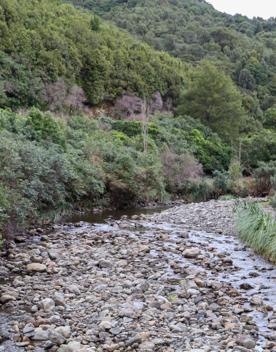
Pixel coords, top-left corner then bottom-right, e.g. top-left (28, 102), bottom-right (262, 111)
top-left (231, 177), bottom-right (256, 197)
top-left (161, 149), bottom-right (203, 193)
top-left (0, 131), bottom-right (105, 232)
top-left (23, 109), bottom-right (66, 147)
top-left (213, 170), bottom-right (231, 195)
top-left (254, 161), bottom-right (276, 196)
top-left (152, 115), bottom-right (232, 174)
top-left (264, 107), bottom-right (276, 129)
top-left (241, 129), bottom-right (276, 171)
top-left (180, 178), bottom-right (215, 202)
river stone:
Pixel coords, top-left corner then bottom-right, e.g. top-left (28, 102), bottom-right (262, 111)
top-left (183, 247), bottom-right (200, 258)
top-left (26, 263), bottom-right (47, 272)
top-left (0, 294), bottom-right (17, 303)
top-left (67, 285), bottom-right (81, 295)
top-left (55, 326), bottom-right (71, 338)
top-left (41, 298), bottom-right (55, 312)
top-left (58, 341), bottom-right (82, 352)
top-left (32, 327), bottom-right (49, 341)
top-left (54, 292), bottom-right (65, 306)
top-left (48, 249), bottom-right (59, 260)
top-left (236, 335), bottom-right (256, 349)
top-left (139, 341), bottom-right (156, 351)
top-left (99, 320), bottom-right (112, 330)
top-left (49, 329), bottom-right (66, 345)
top-left (23, 323), bottom-right (35, 335)
top-left (98, 259), bottom-right (112, 268)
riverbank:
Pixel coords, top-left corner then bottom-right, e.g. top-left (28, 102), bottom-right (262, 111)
top-left (1, 200), bottom-right (276, 352)
top-left (235, 201), bottom-right (276, 263)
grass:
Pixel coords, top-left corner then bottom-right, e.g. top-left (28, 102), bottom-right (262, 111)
top-left (235, 201), bottom-right (276, 263)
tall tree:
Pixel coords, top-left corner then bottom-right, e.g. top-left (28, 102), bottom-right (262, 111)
top-left (177, 61), bottom-right (245, 144)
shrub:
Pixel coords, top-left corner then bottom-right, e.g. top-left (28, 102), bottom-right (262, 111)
top-left (241, 129), bottom-right (276, 170)
top-left (161, 149), bottom-right (203, 193)
top-left (254, 161), bottom-right (276, 196)
top-left (152, 115), bottom-right (232, 174)
top-left (213, 170), bottom-right (231, 195)
top-left (181, 178), bottom-right (215, 202)
top-left (263, 107), bottom-right (276, 129)
top-left (24, 109), bottom-right (66, 147)
top-left (231, 177), bottom-right (256, 197)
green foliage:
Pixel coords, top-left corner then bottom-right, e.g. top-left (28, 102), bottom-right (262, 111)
top-left (254, 161), bottom-right (276, 195)
top-left (0, 108), bottom-right (236, 236)
top-left (24, 109), bottom-right (66, 147)
top-left (235, 201), bottom-right (276, 263)
top-left (213, 170), bottom-right (231, 195)
top-left (264, 107), bottom-right (276, 129)
top-left (241, 130), bottom-right (276, 170)
top-left (180, 178), bottom-right (215, 203)
top-left (90, 15), bottom-right (101, 31)
top-left (68, 0), bottom-right (276, 119)
top-left (0, 0), bottom-right (188, 109)
top-left (177, 61), bottom-right (245, 143)
top-left (155, 116), bottom-right (232, 173)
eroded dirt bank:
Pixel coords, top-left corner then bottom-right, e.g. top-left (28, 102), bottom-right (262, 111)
top-left (1, 200), bottom-right (276, 352)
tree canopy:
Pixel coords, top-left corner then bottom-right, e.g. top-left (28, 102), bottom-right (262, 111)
top-left (0, 0), bottom-right (188, 111)
top-left (177, 61), bottom-right (245, 143)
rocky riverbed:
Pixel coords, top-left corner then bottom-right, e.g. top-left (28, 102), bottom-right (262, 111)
top-left (1, 200), bottom-right (276, 352)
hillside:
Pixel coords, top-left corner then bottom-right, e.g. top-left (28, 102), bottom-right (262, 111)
top-left (0, 0), bottom-right (275, 239)
top-left (67, 0), bottom-right (276, 121)
top-left (0, 0), bottom-right (188, 111)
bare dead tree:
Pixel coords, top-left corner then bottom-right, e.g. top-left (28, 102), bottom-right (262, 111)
top-left (142, 97), bottom-right (150, 153)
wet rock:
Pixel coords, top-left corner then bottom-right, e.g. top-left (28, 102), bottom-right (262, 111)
top-left (240, 283), bottom-right (254, 290)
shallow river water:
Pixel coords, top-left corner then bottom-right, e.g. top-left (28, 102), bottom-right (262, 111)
top-left (1, 202), bottom-right (276, 351)
top-left (66, 206), bottom-right (276, 351)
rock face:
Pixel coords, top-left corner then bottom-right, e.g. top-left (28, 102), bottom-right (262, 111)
top-left (0, 199), bottom-right (275, 351)
top-left (112, 92), bottom-right (172, 120)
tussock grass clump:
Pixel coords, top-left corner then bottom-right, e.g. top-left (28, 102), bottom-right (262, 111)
top-left (235, 202), bottom-right (276, 262)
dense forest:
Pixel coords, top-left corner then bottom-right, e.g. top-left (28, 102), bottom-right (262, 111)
top-left (0, 0), bottom-right (188, 110)
top-left (67, 0), bottom-right (276, 119)
top-left (0, 0), bottom-right (275, 237)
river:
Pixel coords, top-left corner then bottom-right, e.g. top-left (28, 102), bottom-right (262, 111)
top-left (0, 200), bottom-right (275, 351)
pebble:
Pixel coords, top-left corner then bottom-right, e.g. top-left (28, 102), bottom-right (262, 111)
top-left (26, 263), bottom-right (47, 272)
top-left (41, 298), bottom-right (55, 312)
top-left (183, 247), bottom-right (200, 258)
